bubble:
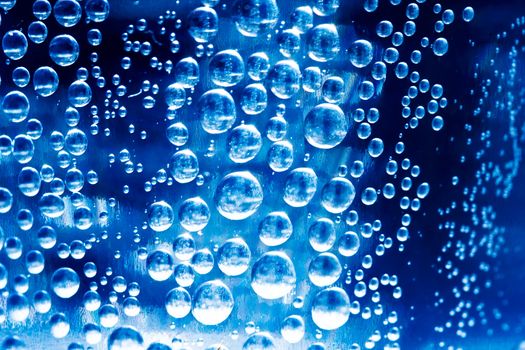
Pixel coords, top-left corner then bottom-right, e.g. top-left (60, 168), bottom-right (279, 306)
top-left (361, 187), bottom-right (378, 205)
top-left (227, 124), bottom-right (262, 163)
top-left (147, 250), bottom-right (175, 281)
top-left (283, 167), bottom-right (318, 207)
top-left (321, 177), bottom-right (356, 213)
top-left (2, 30), bottom-right (28, 60)
top-left (198, 89), bottom-right (236, 134)
top-left (432, 116), bottom-right (444, 131)
top-left (178, 197), bottom-right (210, 232)
top-left (12, 135), bottom-right (34, 163)
top-left (349, 39), bottom-right (373, 68)
top-left (173, 233), bottom-right (196, 261)
top-left (33, 290), bottom-right (52, 314)
top-left (305, 103), bottom-right (348, 149)
top-left (33, 0), bottom-right (52, 20)
top-left (164, 83), bottom-right (186, 109)
top-left (2, 90), bottom-right (29, 123)
top-left (215, 171), bottom-right (263, 220)
top-left (280, 315), bottom-right (305, 343)
top-left (251, 251), bottom-right (296, 299)
top-left (302, 66), bottom-right (323, 93)
top-left (311, 287), bottom-right (350, 330)
top-left (33, 66), bottom-right (59, 97)
top-left (0, 187), bottom-right (13, 214)
top-left (147, 201), bottom-right (174, 232)
top-left (338, 231), bottom-right (360, 257)
top-left (308, 252), bottom-right (342, 287)
top-left (209, 49), bottom-right (245, 87)
top-left (277, 28), bottom-right (301, 57)
top-left (192, 280), bottom-right (234, 325)
top-left (240, 83), bottom-right (267, 115)
top-left (242, 332), bottom-right (276, 350)
top-left (166, 122), bottom-right (189, 146)
top-left (83, 323), bottom-right (102, 344)
top-left (267, 140), bottom-right (294, 172)
top-left (247, 52), bottom-right (270, 81)
top-left (85, 0), bottom-right (110, 23)
top-left (73, 206), bottom-right (93, 230)
top-left (49, 34), bottom-right (79, 66)
top-left (25, 249), bottom-right (45, 274)
top-left (268, 60), bottom-right (301, 99)
top-left (54, 0), bottom-right (82, 27)
top-left (83, 290), bottom-right (101, 311)
top-left (28, 21), bottom-right (48, 44)
top-left (12, 67), bottom-right (30, 88)
top-left (462, 6), bottom-right (475, 22)
top-left (51, 267), bottom-right (80, 298)
top-left (218, 237), bottom-right (251, 276)
top-left (233, 0), bottom-right (279, 37)
top-left (165, 287), bottom-right (191, 318)
top-left (191, 248), bottom-right (215, 275)
top-left (307, 24), bottom-right (340, 62)
top-left (87, 28), bottom-right (102, 46)
top-left (38, 193), bottom-right (65, 218)
top-left (108, 327), bottom-right (143, 350)
top-left (174, 57), bottom-right (200, 88)
top-left (50, 313), bottom-right (70, 338)
top-left (308, 218), bottom-right (336, 252)
top-left (188, 6), bottom-right (218, 43)
top-left (65, 128), bottom-right (88, 155)
top-left (7, 293), bottom-right (30, 322)
top-left (290, 5), bottom-right (313, 33)
top-left (258, 211), bottom-right (293, 246)
top-left (17, 166), bottom-right (41, 197)
top-left (266, 115), bottom-right (288, 141)
top-left (358, 80), bottom-right (375, 100)
top-left (313, 0), bottom-right (340, 16)
top-left (68, 80), bottom-right (92, 107)
top-left (169, 149), bottom-right (199, 184)
top-left (432, 37), bottom-right (448, 56)
top-left (322, 76), bottom-right (345, 104)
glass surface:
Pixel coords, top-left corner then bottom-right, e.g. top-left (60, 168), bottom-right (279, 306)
top-left (0, 0), bottom-right (524, 349)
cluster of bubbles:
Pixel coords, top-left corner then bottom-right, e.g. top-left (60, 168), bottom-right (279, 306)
top-left (0, 0), bottom-right (522, 349)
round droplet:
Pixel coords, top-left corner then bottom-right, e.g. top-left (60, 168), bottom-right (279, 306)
top-left (283, 167), bottom-right (317, 207)
top-left (233, 0), bottom-right (279, 37)
top-left (215, 171), bottom-right (263, 220)
top-left (49, 34), bottom-right (79, 66)
top-left (251, 251), bottom-right (296, 299)
top-left (307, 24), bottom-right (340, 62)
top-left (321, 177), bottom-right (356, 213)
top-left (192, 280), bottom-right (234, 325)
top-left (218, 237), bottom-right (251, 276)
top-left (308, 252), bottom-right (342, 287)
top-left (305, 103), bottom-right (348, 149)
top-left (169, 149), bottom-right (199, 184)
top-left (2, 30), bottom-right (28, 60)
top-left (227, 124), bottom-right (262, 163)
top-left (178, 197), bottom-right (210, 232)
top-left (51, 267), bottom-right (80, 298)
top-left (188, 6), bottom-right (219, 43)
top-left (349, 39), bottom-right (373, 68)
top-left (147, 250), bottom-right (175, 281)
top-left (198, 89), bottom-right (236, 134)
top-left (108, 327), bottom-right (143, 350)
top-left (209, 49), bottom-right (245, 87)
top-left (311, 287), bottom-right (350, 330)
top-left (165, 287), bottom-right (191, 318)
top-left (258, 211), bottom-right (293, 246)
top-left (2, 90), bottom-right (29, 123)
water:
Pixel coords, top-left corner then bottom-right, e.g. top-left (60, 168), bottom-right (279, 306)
top-left (0, 0), bottom-right (524, 349)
